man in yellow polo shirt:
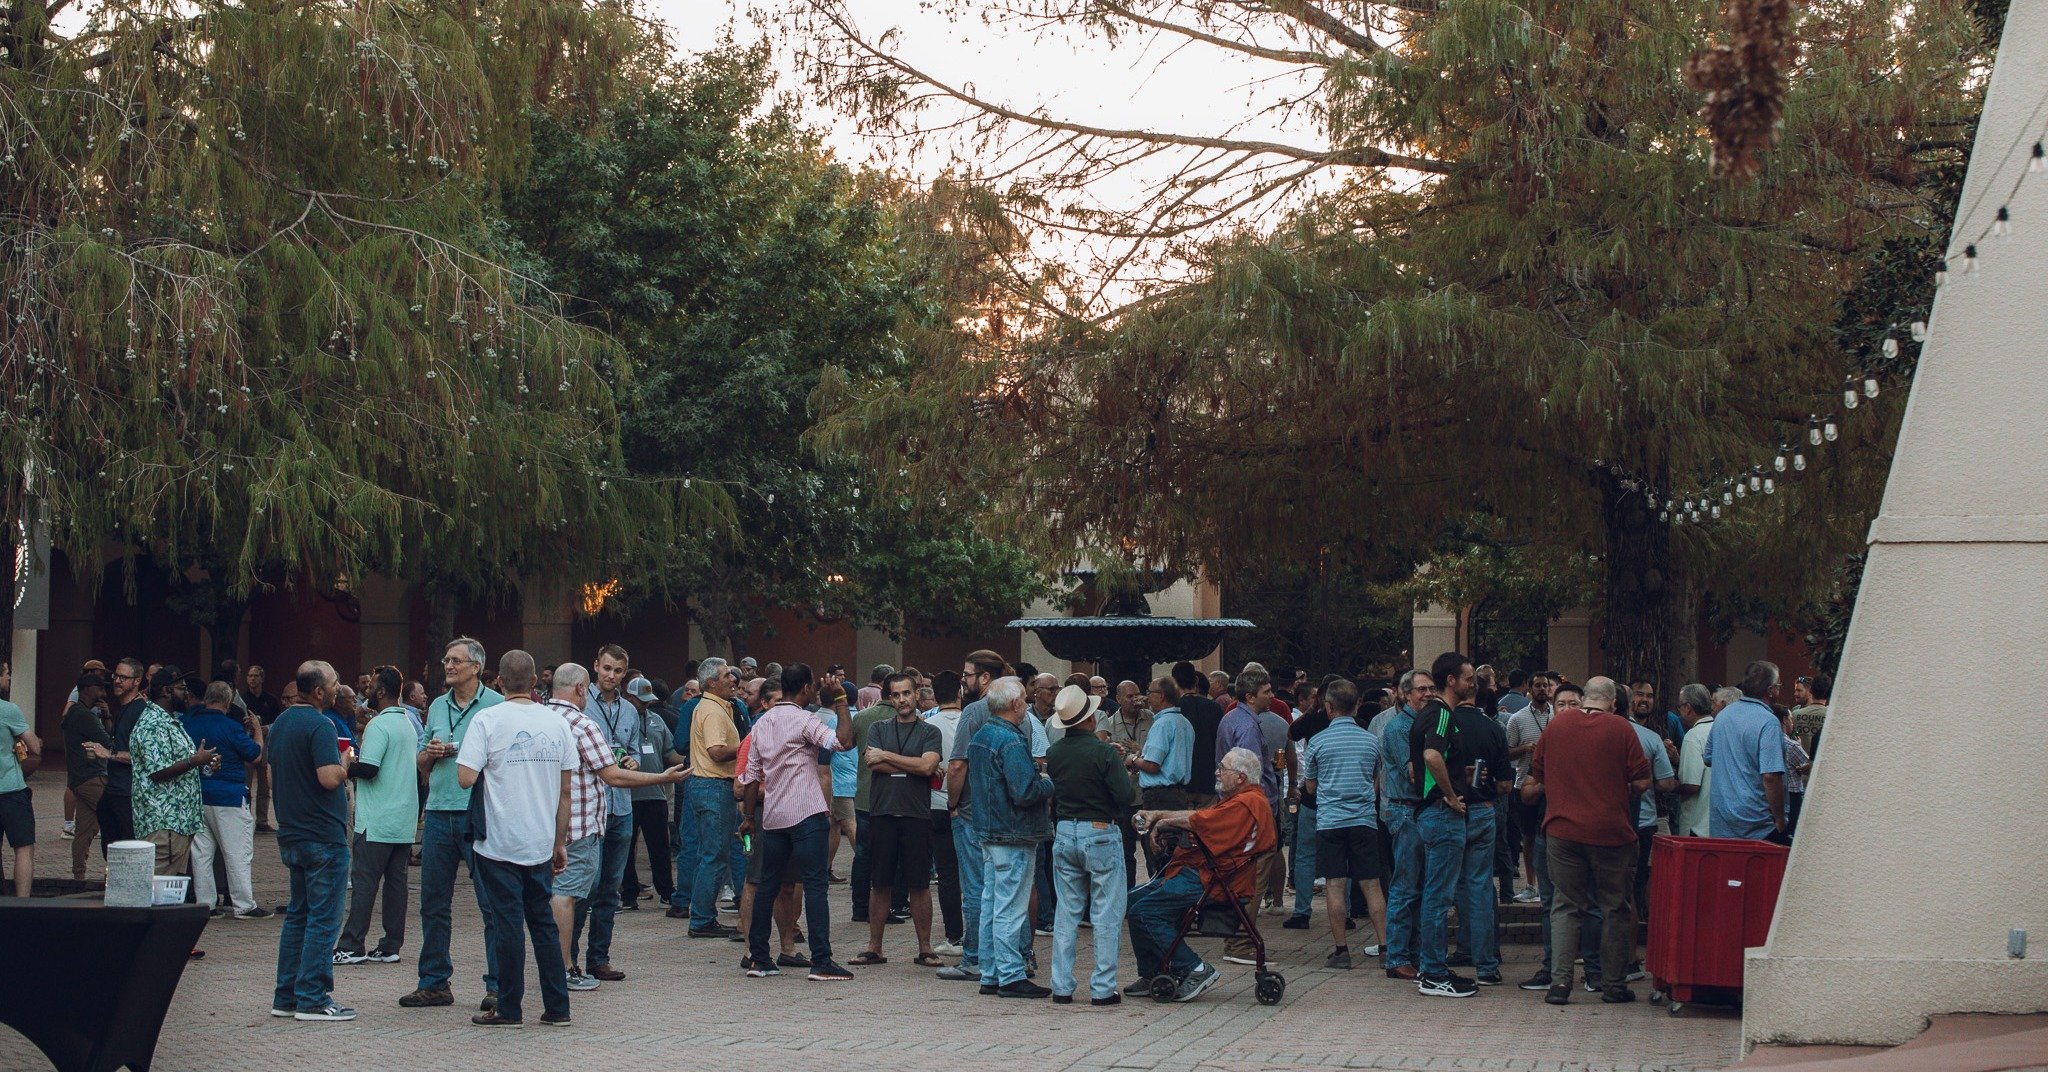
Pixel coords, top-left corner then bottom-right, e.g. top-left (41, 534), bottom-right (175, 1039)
top-left (684, 657), bottom-right (742, 938)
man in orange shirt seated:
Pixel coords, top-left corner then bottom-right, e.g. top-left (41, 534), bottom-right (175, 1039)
top-left (1126, 747), bottom-right (1277, 1002)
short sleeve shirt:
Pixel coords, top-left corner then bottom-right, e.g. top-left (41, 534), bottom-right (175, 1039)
top-left (1628, 721), bottom-right (1675, 829)
top-left (1676, 717), bottom-right (1714, 836)
top-left (925, 708), bottom-right (962, 810)
top-left (1302, 716), bottom-right (1379, 830)
top-left (689, 693), bottom-right (740, 779)
top-left (850, 704), bottom-right (897, 810)
top-left (1505, 704), bottom-right (1553, 782)
top-left (1139, 709), bottom-right (1193, 789)
top-left (0, 699), bottom-right (28, 793)
top-left (458, 701), bottom-right (576, 866)
top-left (866, 717), bottom-right (942, 819)
top-left (354, 708), bottom-right (423, 842)
top-left (554, 702), bottom-right (616, 841)
top-left (1704, 698), bottom-right (1788, 839)
top-left (583, 691), bottom-right (641, 817)
top-left (269, 706), bottom-right (348, 847)
top-left (423, 685), bottom-right (504, 810)
top-left (131, 703), bottom-right (202, 837)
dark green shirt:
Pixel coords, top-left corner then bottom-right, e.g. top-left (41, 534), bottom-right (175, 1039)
top-left (1046, 731), bottom-right (1136, 823)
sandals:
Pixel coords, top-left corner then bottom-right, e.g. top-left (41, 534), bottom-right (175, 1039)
top-left (848, 951), bottom-right (888, 966)
top-left (913, 952), bottom-right (946, 968)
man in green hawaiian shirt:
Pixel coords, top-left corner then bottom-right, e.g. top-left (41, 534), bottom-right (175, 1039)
top-left (132, 670), bottom-right (218, 873)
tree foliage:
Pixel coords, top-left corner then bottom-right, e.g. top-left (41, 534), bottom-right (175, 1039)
top-left (503, 44), bottom-right (1047, 654)
top-left (804, 0), bottom-right (1993, 688)
top-left (0, 0), bottom-right (723, 604)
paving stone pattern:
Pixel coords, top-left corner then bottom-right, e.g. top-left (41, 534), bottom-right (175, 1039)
top-left (3, 775), bottom-right (1739, 1070)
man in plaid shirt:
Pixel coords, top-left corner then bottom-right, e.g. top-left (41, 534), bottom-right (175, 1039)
top-left (545, 662), bottom-right (687, 991)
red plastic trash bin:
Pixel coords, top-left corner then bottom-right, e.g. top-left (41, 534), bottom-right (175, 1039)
top-left (1644, 834), bottom-right (1788, 1014)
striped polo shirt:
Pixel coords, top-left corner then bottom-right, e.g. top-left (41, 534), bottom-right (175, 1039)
top-left (1302, 715), bottom-right (1380, 830)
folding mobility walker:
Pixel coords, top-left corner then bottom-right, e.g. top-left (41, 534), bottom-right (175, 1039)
top-left (1147, 834), bottom-right (1287, 1006)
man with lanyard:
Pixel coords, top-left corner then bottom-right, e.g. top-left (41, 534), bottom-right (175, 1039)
top-left (573, 645), bottom-right (640, 982)
top-left (400, 637), bottom-right (505, 1011)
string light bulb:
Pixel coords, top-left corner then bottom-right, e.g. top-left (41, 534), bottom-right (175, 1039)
top-left (1793, 450), bottom-right (1807, 471)
top-left (1722, 489), bottom-right (1733, 506)
top-left (1774, 445), bottom-right (1789, 472)
top-left (1749, 471), bottom-right (1763, 492)
top-left (1660, 510), bottom-right (1670, 523)
top-left (1863, 375), bottom-right (1880, 399)
top-left (1711, 504), bottom-right (1722, 519)
top-left (1824, 417), bottom-right (1839, 442)
top-left (1808, 416), bottom-right (1823, 446)
top-left (1911, 321), bottom-right (1929, 342)
top-left (1963, 244), bottom-right (1978, 273)
top-left (1764, 477), bottom-right (1776, 494)
top-left (2033, 141), bottom-right (2046, 174)
top-left (1690, 508), bottom-right (1702, 522)
top-left (1995, 207), bottom-right (2011, 241)
top-left (1882, 337), bottom-right (1899, 359)
top-left (1935, 265), bottom-right (1947, 287)
top-left (1735, 481), bottom-right (1747, 499)
top-left (1843, 376), bottom-right (1860, 409)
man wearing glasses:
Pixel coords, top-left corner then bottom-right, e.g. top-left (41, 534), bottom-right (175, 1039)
top-left (1374, 668), bottom-right (1437, 982)
top-left (91, 658), bottom-right (150, 844)
top-left (400, 637), bottom-right (505, 1011)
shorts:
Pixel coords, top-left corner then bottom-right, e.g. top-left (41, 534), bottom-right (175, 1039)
top-left (1515, 794), bottom-right (1545, 836)
top-left (744, 809), bottom-right (803, 888)
top-left (866, 813), bottom-right (933, 892)
top-left (830, 797), bottom-right (855, 825)
top-left (0, 788), bottom-right (33, 848)
top-left (554, 833), bottom-right (603, 899)
top-left (1317, 824), bottom-right (1382, 880)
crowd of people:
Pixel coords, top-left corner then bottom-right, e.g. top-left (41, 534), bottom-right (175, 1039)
top-left (0, 639), bottom-right (1826, 1024)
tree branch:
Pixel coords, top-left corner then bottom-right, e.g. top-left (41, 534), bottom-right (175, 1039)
top-left (1265, 0), bottom-right (1381, 56)
top-left (1095, 1), bottom-right (1335, 66)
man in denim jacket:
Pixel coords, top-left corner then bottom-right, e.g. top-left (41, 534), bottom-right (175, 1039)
top-left (967, 676), bottom-right (1053, 998)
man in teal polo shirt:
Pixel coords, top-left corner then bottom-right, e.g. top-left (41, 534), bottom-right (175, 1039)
top-left (400, 637), bottom-right (505, 1010)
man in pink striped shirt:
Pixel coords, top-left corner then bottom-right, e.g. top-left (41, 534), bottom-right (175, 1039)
top-left (740, 664), bottom-right (856, 981)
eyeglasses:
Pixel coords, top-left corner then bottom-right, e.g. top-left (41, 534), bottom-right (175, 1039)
top-left (112, 672), bottom-right (140, 682)
top-left (441, 657), bottom-right (476, 667)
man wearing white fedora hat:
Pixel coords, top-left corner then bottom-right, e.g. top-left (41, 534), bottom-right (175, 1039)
top-left (1045, 685), bottom-right (1137, 1005)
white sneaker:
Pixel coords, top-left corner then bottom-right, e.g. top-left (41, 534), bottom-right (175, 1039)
top-left (1220, 954), bottom-right (1258, 966)
top-left (933, 941), bottom-right (963, 957)
top-left (566, 971), bottom-right (601, 992)
top-left (1361, 944), bottom-right (1382, 957)
top-left (1514, 888), bottom-right (1541, 903)
top-left (332, 949), bottom-right (368, 966)
top-left (61, 820), bottom-right (75, 839)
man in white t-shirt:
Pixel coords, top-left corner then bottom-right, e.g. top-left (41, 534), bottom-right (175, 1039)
top-left (457, 651), bottom-right (576, 1028)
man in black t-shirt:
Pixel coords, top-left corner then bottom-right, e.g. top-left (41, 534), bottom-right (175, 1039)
top-left (853, 673), bottom-right (944, 966)
top-left (1408, 653), bottom-right (1513, 997)
top-left (1171, 663), bottom-right (1224, 806)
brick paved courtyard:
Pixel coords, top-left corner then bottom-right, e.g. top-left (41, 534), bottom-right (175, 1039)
top-left (2, 775), bottom-right (1739, 1070)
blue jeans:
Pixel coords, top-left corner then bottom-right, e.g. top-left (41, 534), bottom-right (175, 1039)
top-left (472, 852), bottom-right (568, 1023)
top-left (571, 812), bottom-right (632, 967)
top-left (1051, 820), bottom-right (1126, 1000)
top-left (687, 778), bottom-right (735, 928)
top-left (1383, 805), bottom-right (1423, 970)
top-left (417, 809), bottom-right (499, 994)
top-left (1459, 804), bottom-right (1500, 976)
top-left (274, 839), bottom-right (349, 1012)
top-left (1416, 801), bottom-right (1465, 979)
top-left (979, 842), bottom-right (1035, 986)
top-left (954, 818), bottom-right (984, 967)
top-left (1290, 803), bottom-right (1318, 916)
top-left (747, 813), bottom-right (833, 967)
top-left (1126, 869), bottom-right (1204, 981)
top-left (670, 787), bottom-right (696, 910)
top-left (1533, 829), bottom-right (1602, 978)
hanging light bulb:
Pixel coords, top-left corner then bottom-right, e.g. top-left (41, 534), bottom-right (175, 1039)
top-left (1934, 264), bottom-right (1947, 287)
top-left (1672, 511), bottom-right (1684, 526)
top-left (1690, 508), bottom-right (1702, 522)
top-left (1963, 244), bottom-right (1978, 273)
top-left (1764, 477), bottom-right (1777, 494)
top-left (1774, 445), bottom-right (1789, 473)
top-left (1910, 320), bottom-right (1929, 342)
top-left (1749, 471), bottom-right (1763, 491)
top-left (1808, 416), bottom-right (1823, 446)
top-left (1722, 489), bottom-right (1733, 505)
top-left (1843, 376), bottom-right (1860, 409)
top-left (1824, 418), bottom-right (1838, 442)
top-left (1882, 337), bottom-right (1899, 359)
top-left (1664, 498), bottom-right (1674, 512)
top-left (1659, 510), bottom-right (1670, 523)
top-left (1793, 451), bottom-right (1807, 471)
top-left (1863, 375), bottom-right (1880, 399)
top-left (1994, 207), bottom-right (2011, 241)
top-left (1711, 504), bottom-right (1722, 519)
top-left (2033, 141), bottom-right (2046, 174)
top-left (1735, 482), bottom-right (1747, 499)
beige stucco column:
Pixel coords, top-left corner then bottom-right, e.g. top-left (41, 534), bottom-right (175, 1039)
top-left (519, 577), bottom-right (576, 667)
top-left (1742, 7), bottom-right (2048, 1048)
top-left (356, 576), bottom-right (413, 671)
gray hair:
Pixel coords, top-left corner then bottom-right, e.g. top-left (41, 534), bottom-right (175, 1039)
top-left (985, 675), bottom-right (1026, 715)
top-left (1712, 686), bottom-right (1743, 712)
top-left (1221, 746), bottom-right (1262, 784)
top-left (1583, 676), bottom-right (1619, 710)
top-left (1678, 683), bottom-right (1712, 715)
top-left (446, 636), bottom-right (486, 668)
top-left (697, 657), bottom-right (729, 686)
top-left (499, 650), bottom-right (537, 694)
top-left (1739, 660), bottom-right (1780, 699)
top-left (203, 679), bottom-right (237, 709)
top-left (551, 661), bottom-right (590, 698)
top-left (1235, 668), bottom-right (1271, 696)
top-left (1397, 668), bottom-right (1428, 693)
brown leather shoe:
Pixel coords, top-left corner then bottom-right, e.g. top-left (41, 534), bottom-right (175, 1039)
top-left (589, 964), bottom-right (625, 981)
top-left (1384, 964), bottom-right (1418, 981)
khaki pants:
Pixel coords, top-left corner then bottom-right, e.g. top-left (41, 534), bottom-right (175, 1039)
top-left (251, 761), bottom-right (273, 827)
top-left (144, 828), bottom-right (193, 876)
top-left (70, 777), bottom-right (105, 879)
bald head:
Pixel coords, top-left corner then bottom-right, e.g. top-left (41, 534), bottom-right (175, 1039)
top-left (1583, 676), bottom-right (1619, 712)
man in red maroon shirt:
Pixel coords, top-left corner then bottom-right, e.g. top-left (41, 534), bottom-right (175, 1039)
top-left (1522, 676), bottom-right (1650, 1006)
